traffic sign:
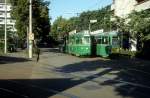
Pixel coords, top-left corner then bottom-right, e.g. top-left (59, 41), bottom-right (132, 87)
top-left (29, 33), bottom-right (34, 40)
top-left (90, 20), bottom-right (97, 23)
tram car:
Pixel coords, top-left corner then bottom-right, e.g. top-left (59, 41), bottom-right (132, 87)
top-left (108, 31), bottom-right (120, 49)
top-left (94, 32), bottom-right (111, 57)
top-left (64, 30), bottom-right (120, 57)
top-left (94, 31), bottom-right (120, 57)
top-left (66, 30), bottom-right (92, 56)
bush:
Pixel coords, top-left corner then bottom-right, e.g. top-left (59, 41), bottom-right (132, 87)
top-left (135, 40), bottom-right (150, 59)
top-left (0, 42), bottom-right (4, 50)
top-left (110, 48), bottom-right (136, 59)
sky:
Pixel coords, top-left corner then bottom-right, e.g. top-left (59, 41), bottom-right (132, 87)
top-left (49, 0), bottom-right (112, 23)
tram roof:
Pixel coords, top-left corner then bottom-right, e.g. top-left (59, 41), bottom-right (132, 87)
top-left (94, 31), bottom-right (119, 36)
top-left (69, 30), bottom-right (90, 37)
top-left (107, 31), bottom-right (119, 36)
top-left (68, 30), bottom-right (119, 37)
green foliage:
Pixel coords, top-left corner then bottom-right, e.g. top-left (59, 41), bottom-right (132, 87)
top-left (76, 5), bottom-right (112, 32)
top-left (128, 10), bottom-right (150, 53)
top-left (51, 5), bottom-right (113, 40)
top-left (10, 0), bottom-right (50, 41)
top-left (0, 26), bottom-right (4, 39)
top-left (51, 16), bottom-right (70, 40)
top-left (112, 16), bottom-right (129, 32)
top-left (128, 10), bottom-right (150, 39)
top-left (110, 49), bottom-right (136, 59)
top-left (111, 9), bottom-right (150, 58)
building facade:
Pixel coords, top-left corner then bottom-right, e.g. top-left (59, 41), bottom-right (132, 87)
top-left (0, 0), bottom-right (16, 32)
top-left (111, 0), bottom-right (150, 18)
top-left (111, 0), bottom-right (150, 51)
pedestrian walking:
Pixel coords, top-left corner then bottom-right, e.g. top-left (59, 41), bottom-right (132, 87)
top-left (36, 48), bottom-right (40, 62)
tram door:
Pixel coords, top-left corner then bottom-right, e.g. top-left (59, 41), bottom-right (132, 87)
top-left (91, 36), bottom-right (97, 56)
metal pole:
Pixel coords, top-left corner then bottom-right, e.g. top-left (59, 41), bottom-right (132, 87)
top-left (89, 23), bottom-right (91, 35)
top-left (4, 0), bottom-right (7, 54)
top-left (27, 27), bottom-right (29, 51)
top-left (29, 0), bottom-right (33, 58)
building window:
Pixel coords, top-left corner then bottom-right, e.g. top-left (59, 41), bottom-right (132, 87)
top-left (0, 5), bottom-right (3, 8)
top-left (0, 19), bottom-right (3, 22)
top-left (0, 12), bottom-right (3, 15)
top-left (136, 0), bottom-right (148, 3)
top-left (10, 20), bottom-right (14, 23)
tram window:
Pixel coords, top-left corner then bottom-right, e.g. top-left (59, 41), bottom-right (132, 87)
top-left (76, 38), bottom-right (82, 44)
top-left (76, 38), bottom-right (79, 44)
top-left (68, 39), bottom-right (71, 44)
top-left (72, 39), bottom-right (75, 44)
top-left (97, 38), bottom-right (102, 44)
top-left (83, 37), bottom-right (90, 44)
top-left (102, 37), bottom-right (108, 44)
top-left (112, 37), bottom-right (119, 46)
top-left (69, 38), bottom-right (74, 44)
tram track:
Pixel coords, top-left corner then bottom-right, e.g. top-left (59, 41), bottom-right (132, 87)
top-left (1, 79), bottom-right (80, 98)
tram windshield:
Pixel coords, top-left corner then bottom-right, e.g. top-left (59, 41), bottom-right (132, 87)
top-left (112, 37), bottom-right (119, 47)
top-left (76, 38), bottom-right (82, 44)
top-left (102, 36), bottom-right (109, 44)
top-left (83, 36), bottom-right (90, 44)
top-left (97, 36), bottom-right (109, 44)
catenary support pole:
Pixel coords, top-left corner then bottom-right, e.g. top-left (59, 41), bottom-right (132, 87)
top-left (4, 0), bottom-right (7, 54)
top-left (29, 0), bottom-right (33, 58)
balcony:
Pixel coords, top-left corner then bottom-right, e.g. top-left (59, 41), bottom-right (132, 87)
top-left (136, 0), bottom-right (148, 3)
top-left (135, 0), bottom-right (150, 11)
top-left (0, 4), bottom-right (11, 11)
top-left (0, 12), bottom-right (11, 18)
top-left (0, 19), bottom-right (15, 25)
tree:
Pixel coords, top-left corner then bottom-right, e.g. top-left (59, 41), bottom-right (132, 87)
top-left (127, 10), bottom-right (150, 57)
top-left (67, 17), bottom-right (79, 32)
top-left (51, 16), bottom-right (69, 40)
top-left (51, 5), bottom-right (113, 41)
top-left (75, 5), bottom-right (112, 32)
top-left (10, 0), bottom-right (50, 42)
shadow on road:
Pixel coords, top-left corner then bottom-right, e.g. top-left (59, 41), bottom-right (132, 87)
top-left (0, 68), bottom-right (112, 98)
top-left (0, 53), bottom-right (150, 98)
top-left (0, 56), bottom-right (30, 64)
top-left (54, 58), bottom-right (150, 98)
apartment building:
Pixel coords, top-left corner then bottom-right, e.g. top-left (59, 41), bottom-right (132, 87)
top-left (111, 0), bottom-right (150, 51)
top-left (0, 0), bottom-right (16, 32)
top-left (111, 0), bottom-right (150, 18)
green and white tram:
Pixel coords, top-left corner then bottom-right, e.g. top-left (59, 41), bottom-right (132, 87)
top-left (66, 31), bottom-right (91, 56)
top-left (64, 30), bottom-right (120, 57)
top-left (94, 32), bottom-right (111, 57)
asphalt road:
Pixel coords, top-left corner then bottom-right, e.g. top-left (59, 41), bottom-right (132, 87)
top-left (0, 48), bottom-right (150, 98)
